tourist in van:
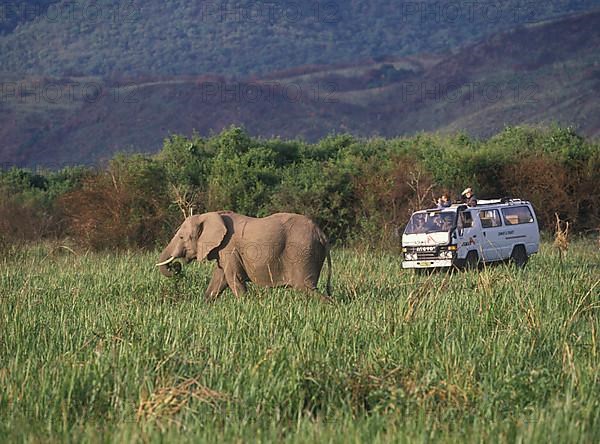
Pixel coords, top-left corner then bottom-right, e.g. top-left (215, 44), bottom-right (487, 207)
top-left (461, 188), bottom-right (477, 207)
top-left (437, 213), bottom-right (454, 231)
top-left (436, 193), bottom-right (452, 208)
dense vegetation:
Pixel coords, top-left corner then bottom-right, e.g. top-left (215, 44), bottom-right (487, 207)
top-left (1, 0), bottom-right (597, 77)
top-left (0, 0), bottom-right (57, 35)
top-left (0, 241), bottom-right (598, 441)
top-left (1, 125), bottom-right (598, 251)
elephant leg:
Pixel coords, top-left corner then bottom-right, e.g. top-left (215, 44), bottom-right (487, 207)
top-left (314, 292), bottom-right (334, 304)
top-left (226, 272), bottom-right (247, 297)
top-left (205, 266), bottom-right (227, 301)
top-left (289, 275), bottom-right (331, 304)
top-left (302, 287), bottom-right (333, 304)
top-left (224, 252), bottom-right (247, 298)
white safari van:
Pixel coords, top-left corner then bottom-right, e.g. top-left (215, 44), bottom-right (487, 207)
top-left (402, 199), bottom-right (540, 270)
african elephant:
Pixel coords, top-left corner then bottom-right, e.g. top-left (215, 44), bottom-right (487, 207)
top-left (156, 211), bottom-right (332, 301)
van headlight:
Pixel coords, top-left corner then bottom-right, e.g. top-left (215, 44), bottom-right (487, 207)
top-left (440, 250), bottom-right (454, 259)
top-left (405, 252), bottom-right (417, 261)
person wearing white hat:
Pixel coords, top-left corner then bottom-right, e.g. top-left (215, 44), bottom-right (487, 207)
top-left (461, 187), bottom-right (477, 207)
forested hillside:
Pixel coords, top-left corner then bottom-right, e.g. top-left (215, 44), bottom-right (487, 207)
top-left (1, 0), bottom-right (598, 77)
top-left (1, 10), bottom-right (599, 167)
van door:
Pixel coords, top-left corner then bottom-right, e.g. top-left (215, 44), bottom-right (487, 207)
top-left (455, 210), bottom-right (479, 258)
top-left (477, 209), bottom-right (505, 261)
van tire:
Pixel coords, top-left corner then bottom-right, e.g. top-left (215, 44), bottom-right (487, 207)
top-left (510, 245), bottom-right (528, 268)
top-left (464, 251), bottom-right (480, 270)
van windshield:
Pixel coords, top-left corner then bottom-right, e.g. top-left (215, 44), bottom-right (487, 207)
top-left (405, 211), bottom-right (456, 234)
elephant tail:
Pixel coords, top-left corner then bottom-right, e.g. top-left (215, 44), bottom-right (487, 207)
top-left (316, 228), bottom-right (332, 297)
top-left (325, 248), bottom-right (332, 297)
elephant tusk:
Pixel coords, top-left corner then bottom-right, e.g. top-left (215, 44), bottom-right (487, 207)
top-left (155, 256), bottom-right (175, 267)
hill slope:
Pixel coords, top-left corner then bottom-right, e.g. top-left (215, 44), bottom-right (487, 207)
top-left (1, 0), bottom-right (598, 77)
top-left (1, 11), bottom-right (600, 167)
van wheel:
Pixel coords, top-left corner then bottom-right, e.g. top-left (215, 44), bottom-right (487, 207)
top-left (464, 251), bottom-right (480, 270)
top-left (510, 245), bottom-right (528, 269)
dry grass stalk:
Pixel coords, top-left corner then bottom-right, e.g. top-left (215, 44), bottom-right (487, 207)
top-left (404, 276), bottom-right (433, 322)
top-left (553, 213), bottom-right (570, 261)
top-left (404, 271), bottom-right (452, 322)
top-left (404, 285), bottom-right (429, 322)
top-left (407, 170), bottom-right (436, 211)
top-left (349, 367), bottom-right (470, 412)
top-left (137, 377), bottom-right (228, 428)
top-left (171, 185), bottom-right (202, 219)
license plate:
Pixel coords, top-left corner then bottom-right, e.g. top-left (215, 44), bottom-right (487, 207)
top-left (418, 262), bottom-right (431, 267)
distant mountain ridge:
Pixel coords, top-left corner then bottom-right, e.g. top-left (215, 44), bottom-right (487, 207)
top-left (1, 0), bottom-right (599, 77)
top-left (1, 9), bottom-right (600, 167)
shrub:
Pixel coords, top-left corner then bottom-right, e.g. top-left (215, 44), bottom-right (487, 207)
top-left (207, 145), bottom-right (280, 216)
top-left (351, 154), bottom-right (436, 247)
top-left (0, 167), bottom-right (84, 249)
top-left (267, 160), bottom-right (355, 243)
top-left (59, 155), bottom-right (173, 250)
top-left (2, 126), bottom-right (598, 249)
top-left (0, 194), bottom-right (51, 250)
top-left (500, 154), bottom-right (573, 230)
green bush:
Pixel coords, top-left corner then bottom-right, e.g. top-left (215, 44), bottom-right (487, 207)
top-left (1, 125), bottom-right (598, 249)
top-left (267, 159), bottom-right (356, 242)
top-left (208, 144), bottom-right (280, 216)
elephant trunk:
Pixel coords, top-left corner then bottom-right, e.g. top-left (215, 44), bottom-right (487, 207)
top-left (158, 250), bottom-right (176, 277)
top-left (157, 237), bottom-right (182, 277)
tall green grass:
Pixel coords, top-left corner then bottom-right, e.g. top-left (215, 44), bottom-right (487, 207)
top-left (1, 242), bottom-right (598, 442)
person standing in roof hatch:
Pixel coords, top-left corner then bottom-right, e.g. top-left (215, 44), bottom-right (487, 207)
top-left (461, 188), bottom-right (477, 207)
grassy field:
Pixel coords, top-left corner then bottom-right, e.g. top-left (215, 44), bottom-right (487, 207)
top-left (0, 241), bottom-right (598, 442)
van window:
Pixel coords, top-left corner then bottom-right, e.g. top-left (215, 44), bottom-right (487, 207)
top-left (459, 211), bottom-right (473, 228)
top-left (405, 211), bottom-right (456, 234)
top-left (502, 206), bottom-right (534, 225)
top-left (479, 209), bottom-right (502, 228)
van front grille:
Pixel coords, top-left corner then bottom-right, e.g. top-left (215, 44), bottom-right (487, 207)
top-left (416, 251), bottom-right (439, 260)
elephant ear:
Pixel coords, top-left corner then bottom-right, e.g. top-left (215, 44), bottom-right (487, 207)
top-left (194, 212), bottom-right (227, 261)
